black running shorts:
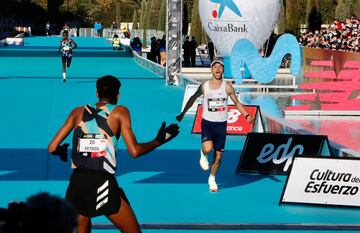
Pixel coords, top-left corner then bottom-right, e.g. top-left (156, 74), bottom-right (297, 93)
top-left (201, 119), bottom-right (227, 152)
top-left (65, 169), bottom-right (129, 217)
top-left (62, 56), bottom-right (72, 67)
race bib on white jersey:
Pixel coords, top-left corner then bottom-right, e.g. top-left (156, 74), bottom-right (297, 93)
top-left (78, 134), bottom-right (107, 158)
top-left (208, 98), bottom-right (227, 112)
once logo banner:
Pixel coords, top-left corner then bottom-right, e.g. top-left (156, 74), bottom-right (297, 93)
top-left (236, 133), bottom-right (332, 174)
top-left (192, 105), bottom-right (259, 135)
top-left (280, 157), bottom-right (360, 208)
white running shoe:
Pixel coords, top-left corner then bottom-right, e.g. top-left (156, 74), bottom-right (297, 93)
top-left (199, 150), bottom-right (209, 171)
top-left (62, 73), bottom-right (66, 82)
top-left (208, 175), bottom-right (218, 192)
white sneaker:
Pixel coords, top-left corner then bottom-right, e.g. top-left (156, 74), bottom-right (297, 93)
top-left (199, 150), bottom-right (209, 171)
top-left (208, 175), bottom-right (218, 192)
top-left (62, 73), bottom-right (66, 82)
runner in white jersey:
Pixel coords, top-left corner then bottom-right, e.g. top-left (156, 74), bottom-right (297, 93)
top-left (176, 58), bottom-right (254, 192)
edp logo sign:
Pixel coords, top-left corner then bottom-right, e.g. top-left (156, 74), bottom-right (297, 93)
top-left (236, 133), bottom-right (332, 175)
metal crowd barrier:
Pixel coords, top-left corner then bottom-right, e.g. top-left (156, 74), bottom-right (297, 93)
top-left (132, 50), bottom-right (166, 79)
top-left (75, 28), bottom-right (165, 40)
top-left (78, 28), bottom-right (96, 37)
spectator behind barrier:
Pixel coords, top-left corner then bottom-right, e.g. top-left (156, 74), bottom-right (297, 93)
top-left (299, 15), bottom-right (360, 53)
top-left (0, 192), bottom-right (77, 233)
top-left (131, 37), bottom-right (142, 55)
top-left (112, 34), bottom-right (121, 50)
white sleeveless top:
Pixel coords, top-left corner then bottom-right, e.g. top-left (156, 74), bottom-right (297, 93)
top-left (202, 80), bottom-right (228, 122)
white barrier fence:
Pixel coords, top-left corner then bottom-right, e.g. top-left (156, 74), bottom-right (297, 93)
top-left (132, 50), bottom-right (166, 79)
top-left (78, 28), bottom-right (96, 37)
top-left (74, 28), bottom-right (164, 41)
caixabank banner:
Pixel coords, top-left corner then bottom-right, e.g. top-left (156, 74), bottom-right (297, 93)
top-left (236, 133), bottom-right (332, 174)
top-left (192, 105), bottom-right (261, 135)
top-left (280, 157), bottom-right (360, 208)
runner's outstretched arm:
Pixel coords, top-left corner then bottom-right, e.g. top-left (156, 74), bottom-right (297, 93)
top-left (176, 84), bottom-right (203, 122)
top-left (119, 107), bottom-right (179, 158)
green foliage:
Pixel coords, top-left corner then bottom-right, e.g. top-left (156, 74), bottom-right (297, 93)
top-left (297, 0), bottom-right (307, 24)
top-left (277, 0), bottom-right (286, 34)
top-left (305, 0), bottom-right (318, 24)
top-left (335, 0), bottom-right (352, 21)
top-left (142, 0), bottom-right (150, 46)
top-left (190, 0), bottom-right (204, 43)
top-left (319, 0), bottom-right (337, 24)
top-left (352, 0), bottom-right (360, 17)
top-left (32, 0), bottom-right (47, 9)
top-left (182, 1), bottom-right (189, 35)
top-left (68, 0), bottom-right (91, 19)
top-left (47, 0), bottom-right (64, 16)
top-left (157, 0), bottom-right (166, 31)
top-left (132, 8), bottom-right (139, 29)
top-left (184, 0), bottom-right (194, 23)
top-left (286, 0), bottom-right (300, 34)
top-left (14, 0), bottom-right (360, 36)
top-left (139, 0), bottom-right (147, 28)
top-left (148, 0), bottom-right (160, 29)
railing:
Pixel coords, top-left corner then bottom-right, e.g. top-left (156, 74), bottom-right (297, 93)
top-left (103, 29), bottom-right (124, 38)
top-left (177, 74), bottom-right (201, 88)
top-left (233, 83), bottom-right (298, 93)
top-left (74, 28), bottom-right (165, 41)
top-left (132, 50), bottom-right (166, 79)
top-left (59, 28), bottom-right (78, 37)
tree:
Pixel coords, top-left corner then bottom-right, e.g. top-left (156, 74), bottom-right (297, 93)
top-left (115, 0), bottom-right (121, 27)
top-left (305, 0), bottom-right (318, 25)
top-left (32, 0), bottom-right (47, 9)
top-left (277, 0), bottom-right (286, 34)
top-left (190, 0), bottom-right (205, 43)
top-left (319, 0), bottom-right (337, 24)
top-left (297, 0), bottom-right (308, 24)
top-left (352, 0), bottom-right (360, 17)
top-left (335, 0), bottom-right (352, 21)
top-left (148, 0), bottom-right (160, 29)
top-left (306, 0), bottom-right (323, 32)
top-left (157, 0), bottom-right (166, 31)
top-left (182, 1), bottom-right (189, 35)
top-left (132, 8), bottom-right (139, 29)
top-left (183, 0), bottom-right (194, 35)
top-left (139, 0), bottom-right (147, 28)
top-left (47, 0), bottom-right (64, 18)
top-left (285, 0), bottom-right (299, 34)
top-left (141, 0), bottom-right (150, 46)
top-left (88, 0), bottom-right (113, 20)
top-left (70, 0), bottom-right (91, 19)
top-left (184, 0), bottom-right (194, 22)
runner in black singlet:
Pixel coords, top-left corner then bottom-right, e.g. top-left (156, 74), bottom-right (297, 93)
top-left (58, 30), bottom-right (77, 82)
top-left (48, 75), bottom-right (179, 233)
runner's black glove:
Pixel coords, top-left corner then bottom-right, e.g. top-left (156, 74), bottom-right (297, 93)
top-left (155, 122), bottom-right (180, 145)
top-left (176, 113), bottom-right (184, 122)
top-left (53, 143), bottom-right (69, 162)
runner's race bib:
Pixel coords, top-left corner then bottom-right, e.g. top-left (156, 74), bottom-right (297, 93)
top-left (63, 46), bottom-right (71, 51)
top-left (208, 98), bottom-right (227, 112)
top-left (78, 134), bottom-right (107, 158)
